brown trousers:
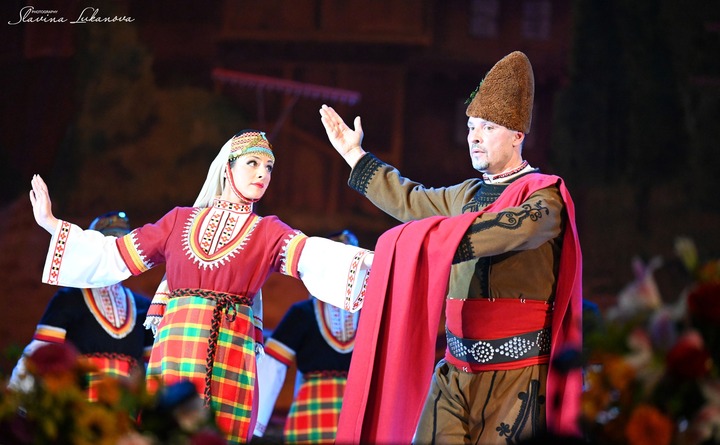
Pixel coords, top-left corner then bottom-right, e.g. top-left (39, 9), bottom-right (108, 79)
top-left (412, 360), bottom-right (548, 445)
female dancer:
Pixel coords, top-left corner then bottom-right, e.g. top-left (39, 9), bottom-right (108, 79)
top-left (29, 130), bottom-right (372, 444)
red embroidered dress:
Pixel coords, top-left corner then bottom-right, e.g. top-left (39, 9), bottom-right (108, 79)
top-left (41, 198), bottom-right (371, 444)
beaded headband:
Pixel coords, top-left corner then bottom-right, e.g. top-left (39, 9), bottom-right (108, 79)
top-left (229, 130), bottom-right (275, 163)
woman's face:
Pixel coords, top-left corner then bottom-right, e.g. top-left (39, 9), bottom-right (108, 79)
top-left (227, 154), bottom-right (273, 202)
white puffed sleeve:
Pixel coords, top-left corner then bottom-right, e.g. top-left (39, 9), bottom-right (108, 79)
top-left (297, 236), bottom-right (372, 313)
top-left (42, 220), bottom-right (131, 288)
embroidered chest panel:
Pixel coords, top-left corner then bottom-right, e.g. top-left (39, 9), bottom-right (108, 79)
top-left (82, 285), bottom-right (136, 339)
top-left (314, 299), bottom-right (357, 353)
top-left (183, 208), bottom-right (260, 270)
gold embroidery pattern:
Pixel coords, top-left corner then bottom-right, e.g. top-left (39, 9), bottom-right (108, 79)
top-left (279, 231), bottom-right (305, 277)
top-left (122, 232), bottom-right (154, 273)
top-left (82, 286), bottom-right (136, 339)
top-left (315, 299), bottom-right (357, 353)
top-left (213, 199), bottom-right (251, 213)
top-left (184, 208), bottom-right (259, 269)
top-left (218, 213), bottom-right (237, 249)
top-left (200, 211), bottom-right (221, 254)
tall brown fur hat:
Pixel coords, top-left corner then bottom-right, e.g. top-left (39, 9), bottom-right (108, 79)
top-left (465, 51), bottom-right (534, 133)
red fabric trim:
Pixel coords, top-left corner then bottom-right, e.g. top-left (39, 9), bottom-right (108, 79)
top-left (32, 334), bottom-right (64, 343)
top-left (448, 355), bottom-right (550, 372)
top-left (265, 349), bottom-right (293, 367)
top-left (283, 234), bottom-right (307, 279)
top-left (264, 339), bottom-right (294, 367)
top-left (116, 235), bottom-right (146, 275)
top-left (336, 173), bottom-right (583, 443)
top-left (445, 298), bottom-right (552, 339)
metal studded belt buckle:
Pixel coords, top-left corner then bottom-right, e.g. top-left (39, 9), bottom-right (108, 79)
top-left (446, 327), bottom-right (551, 365)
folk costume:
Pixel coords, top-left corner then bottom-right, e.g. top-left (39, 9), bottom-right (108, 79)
top-left (9, 212), bottom-right (154, 402)
top-left (254, 230), bottom-right (361, 443)
top-left (335, 52), bottom-right (583, 444)
top-left (37, 131), bottom-right (372, 445)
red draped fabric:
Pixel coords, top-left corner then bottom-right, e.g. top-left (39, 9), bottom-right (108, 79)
top-left (336, 174), bottom-right (583, 444)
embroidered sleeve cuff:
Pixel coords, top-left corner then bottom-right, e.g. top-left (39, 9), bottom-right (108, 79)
top-left (42, 220), bottom-right (132, 287)
top-left (264, 338), bottom-right (295, 367)
top-left (298, 237), bottom-right (371, 313)
top-left (349, 152), bottom-right (384, 195)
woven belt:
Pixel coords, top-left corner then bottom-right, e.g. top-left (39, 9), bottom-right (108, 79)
top-left (446, 327), bottom-right (551, 365)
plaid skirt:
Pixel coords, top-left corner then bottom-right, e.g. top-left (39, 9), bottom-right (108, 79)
top-left (84, 353), bottom-right (138, 402)
top-left (283, 373), bottom-right (347, 444)
top-left (147, 295), bottom-right (256, 445)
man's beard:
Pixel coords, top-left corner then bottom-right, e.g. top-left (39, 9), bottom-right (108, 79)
top-left (472, 158), bottom-right (489, 172)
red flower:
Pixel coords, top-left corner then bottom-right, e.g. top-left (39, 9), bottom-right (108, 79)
top-left (25, 343), bottom-right (80, 377)
top-left (624, 404), bottom-right (674, 445)
top-left (687, 282), bottom-right (720, 324)
top-left (665, 331), bottom-right (712, 379)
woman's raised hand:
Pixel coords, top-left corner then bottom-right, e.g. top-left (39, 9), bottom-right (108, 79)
top-left (319, 104), bottom-right (367, 168)
top-left (29, 174), bottom-right (59, 234)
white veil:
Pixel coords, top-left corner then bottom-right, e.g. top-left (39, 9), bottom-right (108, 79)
top-left (193, 137), bottom-right (233, 208)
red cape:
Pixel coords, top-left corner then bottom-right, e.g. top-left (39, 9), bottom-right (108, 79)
top-left (336, 174), bottom-right (583, 444)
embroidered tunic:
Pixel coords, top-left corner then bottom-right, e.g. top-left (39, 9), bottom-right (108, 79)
top-left (40, 199), bottom-right (371, 444)
top-left (255, 298), bottom-right (358, 443)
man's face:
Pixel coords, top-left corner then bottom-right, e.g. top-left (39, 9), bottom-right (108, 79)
top-left (466, 117), bottom-right (524, 175)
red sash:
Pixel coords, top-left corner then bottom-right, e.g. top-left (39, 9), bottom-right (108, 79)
top-left (445, 298), bottom-right (553, 371)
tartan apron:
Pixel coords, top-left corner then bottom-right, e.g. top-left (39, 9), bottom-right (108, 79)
top-left (84, 353), bottom-right (139, 402)
top-left (284, 372), bottom-right (347, 444)
top-left (147, 291), bottom-right (257, 444)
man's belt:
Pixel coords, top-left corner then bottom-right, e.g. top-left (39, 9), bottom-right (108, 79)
top-left (446, 327), bottom-right (551, 365)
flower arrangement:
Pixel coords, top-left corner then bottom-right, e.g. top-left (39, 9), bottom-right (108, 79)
top-left (0, 342), bottom-right (228, 445)
top-left (582, 237), bottom-right (720, 445)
